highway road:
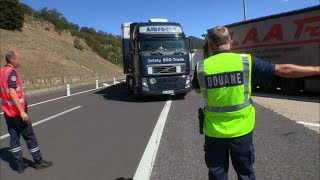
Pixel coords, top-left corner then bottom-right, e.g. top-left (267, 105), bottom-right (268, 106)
top-left (0, 80), bottom-right (319, 180)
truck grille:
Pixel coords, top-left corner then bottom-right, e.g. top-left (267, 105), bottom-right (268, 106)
top-left (147, 64), bottom-right (186, 75)
top-left (148, 77), bottom-right (186, 91)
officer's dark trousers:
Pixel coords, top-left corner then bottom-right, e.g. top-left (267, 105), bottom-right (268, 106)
top-left (205, 132), bottom-right (255, 180)
top-left (5, 115), bottom-right (42, 163)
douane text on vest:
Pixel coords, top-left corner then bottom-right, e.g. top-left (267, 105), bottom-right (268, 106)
top-left (205, 71), bottom-right (244, 89)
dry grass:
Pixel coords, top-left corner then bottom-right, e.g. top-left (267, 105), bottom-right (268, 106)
top-left (0, 16), bottom-right (122, 81)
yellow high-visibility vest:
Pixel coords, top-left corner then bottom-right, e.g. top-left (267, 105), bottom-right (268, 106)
top-left (197, 53), bottom-right (255, 138)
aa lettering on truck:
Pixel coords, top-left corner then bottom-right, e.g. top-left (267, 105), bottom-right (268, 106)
top-left (230, 16), bottom-right (320, 50)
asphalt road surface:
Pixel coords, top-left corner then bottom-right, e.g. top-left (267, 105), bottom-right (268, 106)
top-left (1, 81), bottom-right (319, 180)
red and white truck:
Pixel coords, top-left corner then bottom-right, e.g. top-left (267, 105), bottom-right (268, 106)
top-left (204, 5), bottom-right (320, 94)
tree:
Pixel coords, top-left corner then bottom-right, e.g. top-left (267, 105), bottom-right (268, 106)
top-left (80, 27), bottom-right (96, 34)
top-left (38, 7), bottom-right (71, 30)
top-left (20, 3), bottom-right (37, 16)
top-left (0, 0), bottom-right (24, 30)
top-left (70, 23), bottom-right (80, 31)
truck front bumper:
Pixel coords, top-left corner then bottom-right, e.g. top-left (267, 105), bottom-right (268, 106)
top-left (139, 88), bottom-right (191, 96)
top-left (138, 75), bottom-right (191, 96)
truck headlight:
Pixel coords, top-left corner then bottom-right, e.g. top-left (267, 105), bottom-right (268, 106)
top-left (185, 75), bottom-right (191, 88)
top-left (141, 78), bottom-right (150, 91)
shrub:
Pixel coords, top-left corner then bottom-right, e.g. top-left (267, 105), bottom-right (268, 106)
top-left (0, 0), bottom-right (24, 30)
top-left (74, 39), bottom-right (84, 51)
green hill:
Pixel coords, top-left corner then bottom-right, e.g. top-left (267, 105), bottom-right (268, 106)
top-left (0, 2), bottom-right (123, 90)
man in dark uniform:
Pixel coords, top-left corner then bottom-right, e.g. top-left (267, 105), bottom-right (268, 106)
top-left (192, 26), bottom-right (320, 180)
top-left (1, 51), bottom-right (52, 173)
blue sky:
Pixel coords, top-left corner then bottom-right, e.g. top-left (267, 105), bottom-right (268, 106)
top-left (20, 0), bottom-right (319, 38)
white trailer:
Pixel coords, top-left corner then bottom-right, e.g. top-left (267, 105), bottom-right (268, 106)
top-left (190, 49), bottom-right (204, 71)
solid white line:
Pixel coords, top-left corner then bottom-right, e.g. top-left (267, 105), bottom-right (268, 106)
top-left (133, 100), bottom-right (172, 180)
top-left (102, 83), bottom-right (110, 87)
top-left (297, 121), bottom-right (320, 127)
top-left (0, 106), bottom-right (82, 140)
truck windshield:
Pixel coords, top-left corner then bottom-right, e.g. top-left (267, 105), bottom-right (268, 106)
top-left (139, 39), bottom-right (187, 53)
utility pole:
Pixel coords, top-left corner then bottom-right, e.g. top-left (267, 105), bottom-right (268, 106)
top-left (243, 0), bottom-right (247, 20)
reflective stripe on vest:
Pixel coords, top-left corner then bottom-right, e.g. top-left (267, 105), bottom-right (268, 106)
top-left (198, 54), bottom-right (252, 112)
top-left (0, 98), bottom-right (26, 106)
top-left (0, 86), bottom-right (22, 93)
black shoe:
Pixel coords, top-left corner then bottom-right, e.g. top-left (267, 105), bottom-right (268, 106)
top-left (34, 159), bottom-right (53, 170)
top-left (14, 162), bottom-right (28, 174)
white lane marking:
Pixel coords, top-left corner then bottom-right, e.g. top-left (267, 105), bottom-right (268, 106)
top-left (133, 100), bottom-right (172, 180)
top-left (102, 83), bottom-right (110, 87)
top-left (0, 84), bottom-right (110, 115)
top-left (1, 106), bottom-right (82, 140)
top-left (297, 121), bottom-right (320, 127)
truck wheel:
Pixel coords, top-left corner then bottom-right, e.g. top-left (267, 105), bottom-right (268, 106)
top-left (127, 76), bottom-right (134, 94)
top-left (133, 85), bottom-right (143, 99)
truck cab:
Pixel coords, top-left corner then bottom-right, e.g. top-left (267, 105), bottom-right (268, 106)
top-left (122, 19), bottom-right (191, 97)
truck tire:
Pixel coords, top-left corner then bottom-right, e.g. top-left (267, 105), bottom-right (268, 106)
top-left (126, 76), bottom-right (134, 94)
top-left (133, 85), bottom-right (143, 100)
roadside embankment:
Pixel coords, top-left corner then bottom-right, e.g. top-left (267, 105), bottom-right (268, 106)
top-left (1, 16), bottom-right (123, 90)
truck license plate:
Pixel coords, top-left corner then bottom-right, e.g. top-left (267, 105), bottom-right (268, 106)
top-left (162, 90), bottom-right (174, 95)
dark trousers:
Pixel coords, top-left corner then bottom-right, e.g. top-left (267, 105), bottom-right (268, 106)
top-left (5, 115), bottom-right (42, 163)
top-left (204, 132), bottom-right (255, 180)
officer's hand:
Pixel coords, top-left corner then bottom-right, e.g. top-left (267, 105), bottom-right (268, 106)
top-left (20, 111), bottom-right (29, 122)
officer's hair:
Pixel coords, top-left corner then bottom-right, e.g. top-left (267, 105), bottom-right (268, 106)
top-left (207, 26), bottom-right (231, 47)
top-left (5, 51), bottom-right (16, 63)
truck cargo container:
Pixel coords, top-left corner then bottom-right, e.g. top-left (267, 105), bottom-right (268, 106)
top-left (203, 6), bottom-right (320, 94)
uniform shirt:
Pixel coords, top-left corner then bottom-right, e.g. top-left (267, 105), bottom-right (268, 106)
top-left (7, 67), bottom-right (18, 89)
top-left (192, 50), bottom-right (275, 89)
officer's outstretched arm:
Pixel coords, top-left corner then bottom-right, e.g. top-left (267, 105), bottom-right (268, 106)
top-left (275, 64), bottom-right (320, 78)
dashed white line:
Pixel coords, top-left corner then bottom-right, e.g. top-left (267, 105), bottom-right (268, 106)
top-left (297, 121), bottom-right (320, 127)
top-left (0, 106), bottom-right (82, 140)
top-left (133, 100), bottom-right (172, 180)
